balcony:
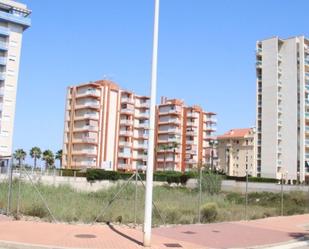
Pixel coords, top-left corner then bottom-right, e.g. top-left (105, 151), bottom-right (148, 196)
top-left (118, 152), bottom-right (131, 158)
top-left (74, 125), bottom-right (97, 132)
top-left (72, 149), bottom-right (97, 156)
top-left (186, 130), bottom-right (197, 136)
top-left (278, 93), bottom-right (282, 99)
top-left (157, 157), bottom-right (179, 163)
top-left (158, 128), bottom-right (181, 134)
top-left (278, 133), bottom-right (282, 140)
top-left (187, 112), bottom-right (199, 118)
top-left (186, 159), bottom-right (197, 164)
top-left (256, 61), bottom-right (262, 68)
top-left (278, 54), bottom-right (282, 61)
top-left (119, 130), bottom-right (133, 136)
top-left (186, 140), bottom-right (195, 145)
top-left (76, 90), bottom-right (100, 99)
top-left (306, 126), bottom-right (309, 133)
top-left (306, 84), bottom-right (309, 91)
top-left (205, 126), bottom-right (217, 132)
top-left (306, 140), bottom-right (309, 147)
top-left (0, 57), bottom-right (6, 65)
top-left (0, 88), bottom-right (3, 96)
top-left (278, 106), bottom-right (283, 113)
top-left (306, 100), bottom-right (309, 106)
top-left (159, 109), bottom-right (181, 115)
top-left (0, 11), bottom-right (31, 28)
top-left (278, 120), bottom-right (283, 126)
top-left (135, 154), bottom-right (148, 161)
top-left (0, 72), bottom-right (6, 81)
top-left (306, 113), bottom-right (309, 119)
top-left (118, 163), bottom-right (130, 169)
top-left (278, 147), bottom-right (282, 153)
top-left (135, 143), bottom-right (148, 149)
top-left (73, 137), bottom-right (97, 144)
top-left (120, 108), bottom-right (134, 115)
top-left (0, 27), bottom-right (9, 36)
top-left (119, 141), bottom-right (132, 147)
top-left (119, 119), bottom-right (133, 126)
top-left (75, 102), bottom-right (100, 110)
top-left (121, 98), bottom-right (134, 104)
top-left (278, 80), bottom-right (282, 86)
top-left (256, 48), bottom-right (262, 55)
top-left (136, 133), bottom-right (148, 139)
top-left (187, 121), bottom-right (196, 126)
top-left (136, 123), bottom-right (149, 129)
top-left (306, 154), bottom-right (309, 160)
top-left (135, 112), bottom-right (149, 119)
top-left (0, 41), bottom-right (8, 51)
top-left (158, 118), bottom-right (181, 125)
top-left (137, 102), bottom-right (150, 108)
top-left (74, 113), bottom-right (99, 120)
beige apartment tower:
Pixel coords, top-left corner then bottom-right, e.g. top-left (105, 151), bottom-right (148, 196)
top-left (256, 36), bottom-right (309, 181)
top-left (217, 128), bottom-right (256, 177)
top-left (62, 80), bottom-right (150, 171)
top-left (0, 0), bottom-right (31, 165)
top-left (156, 98), bottom-right (217, 172)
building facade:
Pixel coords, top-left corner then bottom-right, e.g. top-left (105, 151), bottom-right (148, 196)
top-left (256, 36), bottom-right (309, 181)
top-left (62, 80), bottom-right (150, 171)
top-left (217, 128), bottom-right (256, 177)
top-left (155, 97), bottom-right (217, 172)
top-left (63, 83), bottom-right (217, 172)
top-left (0, 0), bottom-right (31, 165)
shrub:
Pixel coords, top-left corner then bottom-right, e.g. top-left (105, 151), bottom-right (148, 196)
top-left (165, 207), bottom-right (182, 224)
top-left (86, 169), bottom-right (119, 182)
top-left (24, 204), bottom-right (49, 218)
top-left (199, 172), bottom-right (222, 195)
top-left (200, 202), bottom-right (218, 223)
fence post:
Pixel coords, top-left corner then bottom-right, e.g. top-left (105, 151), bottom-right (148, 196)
top-left (198, 167), bottom-right (202, 223)
top-left (281, 176), bottom-right (284, 216)
top-left (6, 159), bottom-right (13, 215)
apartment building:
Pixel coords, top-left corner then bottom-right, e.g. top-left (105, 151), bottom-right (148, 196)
top-left (217, 128), bottom-right (256, 177)
top-left (0, 0), bottom-right (31, 165)
top-left (156, 97), bottom-right (217, 172)
top-left (62, 80), bottom-right (150, 171)
top-left (256, 36), bottom-right (309, 182)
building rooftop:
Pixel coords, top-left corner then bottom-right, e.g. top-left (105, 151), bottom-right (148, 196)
top-left (218, 128), bottom-right (253, 139)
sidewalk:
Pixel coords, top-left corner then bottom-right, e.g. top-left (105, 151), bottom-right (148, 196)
top-left (0, 214), bottom-right (308, 249)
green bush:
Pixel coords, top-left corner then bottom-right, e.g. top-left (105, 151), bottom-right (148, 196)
top-left (24, 203), bottom-right (49, 218)
top-left (200, 202), bottom-right (218, 223)
top-left (86, 169), bottom-right (120, 182)
top-left (199, 172), bottom-right (222, 195)
top-left (85, 169), bottom-right (193, 184)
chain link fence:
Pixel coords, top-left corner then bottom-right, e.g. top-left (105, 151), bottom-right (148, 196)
top-left (0, 162), bottom-right (309, 227)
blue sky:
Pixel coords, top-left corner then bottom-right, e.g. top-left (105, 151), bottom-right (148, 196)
top-left (13, 0), bottom-right (309, 158)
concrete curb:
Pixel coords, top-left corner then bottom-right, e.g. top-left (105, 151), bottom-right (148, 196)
top-left (239, 237), bottom-right (309, 249)
top-left (0, 240), bottom-right (88, 249)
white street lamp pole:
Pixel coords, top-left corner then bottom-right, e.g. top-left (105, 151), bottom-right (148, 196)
top-left (144, 0), bottom-right (160, 247)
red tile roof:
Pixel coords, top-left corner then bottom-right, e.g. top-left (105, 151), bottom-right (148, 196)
top-left (217, 128), bottom-right (253, 139)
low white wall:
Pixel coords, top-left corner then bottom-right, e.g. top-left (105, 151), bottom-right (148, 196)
top-left (1, 173), bottom-right (308, 193)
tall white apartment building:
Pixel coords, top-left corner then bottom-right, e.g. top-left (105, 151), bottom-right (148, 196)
top-left (156, 98), bottom-right (217, 172)
top-left (256, 36), bottom-right (309, 181)
top-left (0, 0), bottom-right (31, 165)
top-left (62, 80), bottom-right (150, 171)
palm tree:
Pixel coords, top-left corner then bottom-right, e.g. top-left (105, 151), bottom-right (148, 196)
top-left (42, 150), bottom-right (55, 169)
top-left (13, 149), bottom-right (27, 168)
top-left (169, 142), bottom-right (179, 171)
top-left (55, 149), bottom-right (62, 168)
top-left (30, 147), bottom-right (42, 169)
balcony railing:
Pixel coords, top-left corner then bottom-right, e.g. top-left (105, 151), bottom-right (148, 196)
top-left (0, 27), bottom-right (9, 36)
top-left (0, 57), bottom-right (6, 65)
top-left (135, 154), bottom-right (148, 160)
top-left (135, 143), bottom-right (148, 149)
top-left (118, 163), bottom-right (130, 169)
top-left (119, 141), bottom-right (132, 147)
top-left (76, 90), bottom-right (100, 98)
top-left (120, 108), bottom-right (134, 114)
top-left (0, 41), bottom-right (8, 51)
top-left (0, 11), bottom-right (31, 28)
top-left (119, 130), bottom-right (133, 136)
top-left (136, 123), bottom-right (149, 129)
top-left (135, 112), bottom-right (149, 119)
top-left (119, 119), bottom-right (133, 126)
top-left (0, 73), bottom-right (6, 81)
top-left (118, 152), bottom-right (131, 158)
top-left (121, 98), bottom-right (134, 104)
